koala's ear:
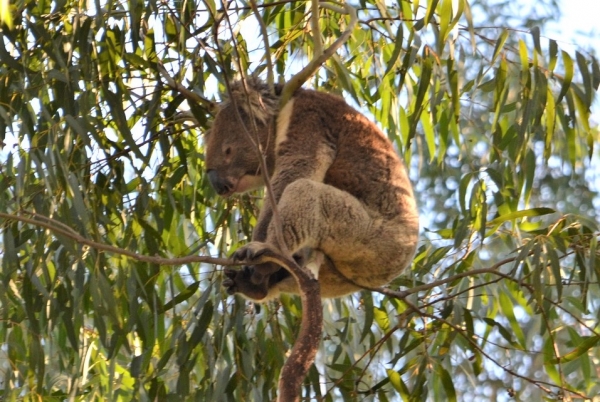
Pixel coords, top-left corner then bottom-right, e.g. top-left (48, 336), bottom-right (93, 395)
top-left (226, 79), bottom-right (277, 124)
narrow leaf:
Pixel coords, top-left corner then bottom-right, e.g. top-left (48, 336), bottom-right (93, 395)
top-left (499, 292), bottom-right (526, 348)
top-left (384, 24), bottom-right (404, 77)
top-left (557, 51), bottom-right (573, 103)
top-left (576, 51), bottom-right (592, 107)
top-left (548, 39), bottom-right (558, 72)
top-left (549, 336), bottom-right (600, 364)
top-left (488, 207), bottom-right (556, 226)
top-left (530, 26), bottom-right (541, 55)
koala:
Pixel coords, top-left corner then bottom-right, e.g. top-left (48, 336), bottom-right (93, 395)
top-left (205, 78), bottom-right (419, 302)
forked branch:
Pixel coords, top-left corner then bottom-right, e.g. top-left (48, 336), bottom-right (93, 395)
top-left (279, 1), bottom-right (357, 106)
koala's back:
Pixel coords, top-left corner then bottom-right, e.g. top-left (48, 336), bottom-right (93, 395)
top-left (278, 88), bottom-right (416, 221)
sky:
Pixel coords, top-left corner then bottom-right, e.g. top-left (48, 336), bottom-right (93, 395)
top-left (550, 0), bottom-right (600, 118)
top-left (550, 0), bottom-right (599, 53)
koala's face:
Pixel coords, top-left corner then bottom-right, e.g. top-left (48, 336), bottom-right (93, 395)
top-left (204, 104), bottom-right (266, 197)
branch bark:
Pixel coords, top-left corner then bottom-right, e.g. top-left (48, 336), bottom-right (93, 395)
top-left (259, 255), bottom-right (322, 402)
top-left (310, 0), bottom-right (323, 58)
top-left (229, 248), bottom-right (323, 402)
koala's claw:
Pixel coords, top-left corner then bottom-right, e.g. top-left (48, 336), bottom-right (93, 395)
top-left (231, 241), bottom-right (272, 264)
top-left (222, 267), bottom-right (241, 295)
top-left (222, 266), bottom-right (269, 300)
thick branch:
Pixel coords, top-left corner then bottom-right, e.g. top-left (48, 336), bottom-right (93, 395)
top-left (246, 251), bottom-right (322, 402)
top-left (278, 267), bottom-right (321, 402)
top-left (310, 0), bottom-right (323, 57)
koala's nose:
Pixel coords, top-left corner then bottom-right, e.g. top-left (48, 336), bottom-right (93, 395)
top-left (207, 169), bottom-right (233, 195)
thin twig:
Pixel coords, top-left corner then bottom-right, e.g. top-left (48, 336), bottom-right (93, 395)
top-left (0, 212), bottom-right (231, 266)
top-left (373, 256), bottom-right (521, 299)
top-left (156, 62), bottom-right (216, 112)
top-left (216, 1), bottom-right (288, 256)
top-left (249, 0), bottom-right (274, 88)
top-left (416, 308), bottom-right (590, 400)
top-left (280, 2), bottom-right (358, 106)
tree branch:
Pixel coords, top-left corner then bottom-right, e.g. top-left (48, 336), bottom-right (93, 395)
top-left (238, 249), bottom-right (323, 402)
top-left (211, 5), bottom-right (323, 400)
top-left (0, 212), bottom-right (231, 266)
top-left (1, 209), bottom-right (323, 402)
top-left (249, 0), bottom-right (274, 88)
top-left (310, 0), bottom-right (323, 58)
top-left (279, 1), bottom-right (357, 106)
top-left (416, 307), bottom-right (590, 400)
top-left (373, 256), bottom-right (521, 299)
top-left (156, 62), bottom-right (216, 113)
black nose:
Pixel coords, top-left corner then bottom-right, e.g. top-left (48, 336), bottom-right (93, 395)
top-left (207, 169), bottom-right (233, 195)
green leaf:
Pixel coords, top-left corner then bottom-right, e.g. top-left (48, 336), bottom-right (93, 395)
top-left (591, 56), bottom-right (600, 89)
top-left (530, 26), bottom-right (541, 55)
top-left (498, 292), bottom-right (526, 349)
top-left (384, 24), bottom-right (404, 77)
top-left (518, 39), bottom-right (529, 71)
top-left (548, 39), bottom-right (558, 72)
top-left (491, 29), bottom-right (508, 65)
top-left (374, 305), bottom-right (390, 332)
top-left (434, 362), bottom-right (457, 402)
top-left (421, 110), bottom-right (435, 162)
top-left (557, 51), bottom-right (574, 103)
top-left (576, 51), bottom-right (592, 107)
top-left (546, 245), bottom-right (562, 300)
top-left (161, 281), bottom-right (200, 312)
top-left (482, 317), bottom-right (517, 347)
top-left (423, 0), bottom-right (440, 25)
top-left (437, 0), bottom-right (453, 51)
top-left (488, 207), bottom-right (556, 227)
top-left (408, 52), bottom-right (433, 144)
top-left (360, 291), bottom-right (375, 343)
top-left (386, 369), bottom-right (410, 398)
top-left (550, 336), bottom-right (600, 364)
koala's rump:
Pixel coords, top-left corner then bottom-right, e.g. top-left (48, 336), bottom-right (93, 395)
top-left (288, 90), bottom-right (416, 220)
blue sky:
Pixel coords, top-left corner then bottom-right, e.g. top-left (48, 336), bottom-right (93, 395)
top-left (550, 0), bottom-right (599, 53)
top-left (551, 0), bottom-right (599, 118)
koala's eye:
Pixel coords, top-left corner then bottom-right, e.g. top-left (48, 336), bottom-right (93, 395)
top-left (224, 146), bottom-right (232, 156)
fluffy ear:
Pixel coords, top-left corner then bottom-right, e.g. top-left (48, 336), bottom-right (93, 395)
top-left (226, 78), bottom-right (279, 124)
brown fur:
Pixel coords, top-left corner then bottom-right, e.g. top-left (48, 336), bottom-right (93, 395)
top-left (205, 78), bottom-right (419, 301)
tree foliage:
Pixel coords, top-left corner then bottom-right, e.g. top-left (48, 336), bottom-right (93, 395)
top-left (0, 0), bottom-right (599, 400)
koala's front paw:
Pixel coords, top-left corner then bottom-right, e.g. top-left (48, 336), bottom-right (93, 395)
top-left (231, 241), bottom-right (277, 264)
top-left (222, 266), bottom-right (269, 301)
top-left (232, 242), bottom-right (284, 285)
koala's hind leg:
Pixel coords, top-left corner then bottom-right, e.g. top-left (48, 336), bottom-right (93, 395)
top-left (266, 178), bottom-right (418, 294)
top-left (230, 178), bottom-right (418, 299)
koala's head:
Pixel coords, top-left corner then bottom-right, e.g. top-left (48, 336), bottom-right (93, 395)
top-left (204, 79), bottom-right (278, 197)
